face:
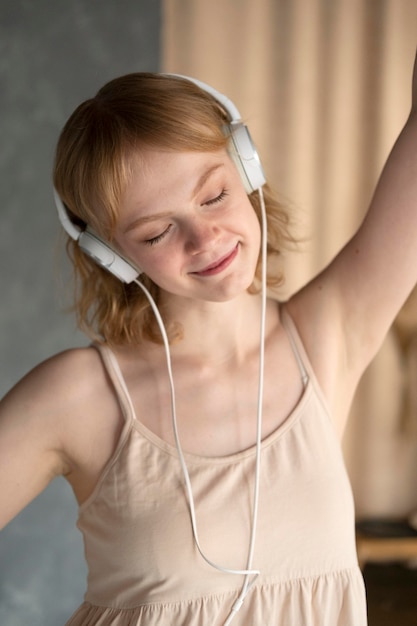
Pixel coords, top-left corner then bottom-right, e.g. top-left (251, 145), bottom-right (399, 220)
top-left (114, 148), bottom-right (261, 305)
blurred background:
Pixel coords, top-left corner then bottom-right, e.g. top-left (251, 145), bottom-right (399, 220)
top-left (1, 1), bottom-right (417, 624)
top-left (0, 2), bottom-right (161, 624)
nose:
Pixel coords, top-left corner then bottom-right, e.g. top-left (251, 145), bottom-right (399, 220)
top-left (184, 216), bottom-right (221, 254)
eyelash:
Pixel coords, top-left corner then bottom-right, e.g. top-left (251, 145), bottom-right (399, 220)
top-left (144, 189), bottom-right (228, 246)
top-left (205, 189), bottom-right (228, 206)
top-left (144, 225), bottom-right (172, 246)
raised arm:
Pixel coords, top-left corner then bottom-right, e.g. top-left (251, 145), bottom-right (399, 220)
top-left (342, 48), bottom-right (417, 348)
top-left (287, 48), bottom-right (417, 427)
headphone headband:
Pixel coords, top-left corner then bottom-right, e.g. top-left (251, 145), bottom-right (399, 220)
top-left (166, 74), bottom-right (243, 122)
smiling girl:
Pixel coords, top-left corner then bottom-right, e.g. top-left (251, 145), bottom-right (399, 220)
top-left (1, 59), bottom-right (417, 625)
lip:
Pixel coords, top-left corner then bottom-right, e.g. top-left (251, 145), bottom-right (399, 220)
top-left (192, 244), bottom-right (239, 276)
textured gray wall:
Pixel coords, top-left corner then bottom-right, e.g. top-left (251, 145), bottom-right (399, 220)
top-left (0, 2), bottom-right (161, 624)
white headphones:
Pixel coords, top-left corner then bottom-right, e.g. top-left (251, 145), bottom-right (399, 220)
top-left (54, 74), bottom-right (266, 283)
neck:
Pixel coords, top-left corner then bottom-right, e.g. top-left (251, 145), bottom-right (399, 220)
top-left (158, 291), bottom-right (274, 367)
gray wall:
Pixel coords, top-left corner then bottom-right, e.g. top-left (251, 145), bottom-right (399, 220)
top-left (0, 2), bottom-right (161, 624)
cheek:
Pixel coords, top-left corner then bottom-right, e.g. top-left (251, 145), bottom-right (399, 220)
top-left (116, 236), bottom-right (171, 274)
top-left (243, 201), bottom-right (262, 242)
top-left (137, 246), bottom-right (181, 284)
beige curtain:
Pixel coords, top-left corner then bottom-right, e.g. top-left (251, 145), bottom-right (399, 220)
top-left (162, 0), bottom-right (417, 518)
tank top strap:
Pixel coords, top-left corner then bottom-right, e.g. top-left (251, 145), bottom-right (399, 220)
top-left (280, 305), bottom-right (310, 388)
top-left (93, 342), bottom-right (137, 426)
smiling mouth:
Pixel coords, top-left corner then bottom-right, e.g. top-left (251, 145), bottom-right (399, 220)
top-left (192, 244), bottom-right (239, 277)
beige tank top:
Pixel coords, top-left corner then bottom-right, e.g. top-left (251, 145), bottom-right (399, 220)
top-left (65, 307), bottom-right (367, 625)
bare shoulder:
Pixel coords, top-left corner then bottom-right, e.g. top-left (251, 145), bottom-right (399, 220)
top-left (0, 346), bottom-right (124, 515)
top-left (284, 283), bottom-right (360, 436)
top-left (35, 346), bottom-right (125, 499)
top-left (285, 277), bottom-right (345, 373)
top-left (2, 346), bottom-right (109, 418)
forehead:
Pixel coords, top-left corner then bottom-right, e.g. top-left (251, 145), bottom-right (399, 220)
top-left (120, 148), bottom-right (231, 219)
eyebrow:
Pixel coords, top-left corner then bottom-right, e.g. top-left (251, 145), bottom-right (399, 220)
top-left (122, 163), bottom-right (224, 234)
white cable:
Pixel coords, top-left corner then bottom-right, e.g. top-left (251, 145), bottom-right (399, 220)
top-left (133, 186), bottom-right (267, 624)
top-left (222, 186), bottom-right (267, 624)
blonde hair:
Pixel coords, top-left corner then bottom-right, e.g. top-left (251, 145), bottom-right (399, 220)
top-left (53, 73), bottom-right (294, 345)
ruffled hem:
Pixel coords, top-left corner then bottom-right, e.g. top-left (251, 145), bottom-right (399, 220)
top-left (65, 568), bottom-right (367, 626)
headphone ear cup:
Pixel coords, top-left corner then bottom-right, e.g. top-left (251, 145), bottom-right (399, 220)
top-left (228, 123), bottom-right (266, 193)
top-left (54, 188), bottom-right (141, 284)
top-left (78, 230), bottom-right (141, 283)
top-left (166, 75), bottom-right (266, 194)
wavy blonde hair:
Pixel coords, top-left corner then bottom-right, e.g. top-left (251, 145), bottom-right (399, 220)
top-left (53, 73), bottom-right (294, 345)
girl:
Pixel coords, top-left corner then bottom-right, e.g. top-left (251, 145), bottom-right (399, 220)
top-left (1, 56), bottom-right (417, 625)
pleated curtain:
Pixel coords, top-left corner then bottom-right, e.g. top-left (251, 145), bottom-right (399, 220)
top-left (162, 0), bottom-right (417, 518)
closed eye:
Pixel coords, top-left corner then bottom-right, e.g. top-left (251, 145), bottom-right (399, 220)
top-left (204, 189), bottom-right (228, 206)
top-left (144, 224), bottom-right (173, 246)
top-left (143, 189), bottom-right (228, 245)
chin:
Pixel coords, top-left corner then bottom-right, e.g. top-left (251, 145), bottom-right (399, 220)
top-left (203, 274), bottom-right (256, 303)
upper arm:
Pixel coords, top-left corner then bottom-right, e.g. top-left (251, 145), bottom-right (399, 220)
top-left (0, 361), bottom-right (68, 530)
top-left (329, 104), bottom-right (417, 365)
top-left (0, 348), bottom-right (108, 530)
top-left (286, 53), bottom-right (417, 426)
top-left (298, 58), bottom-right (417, 369)
top-left (344, 49), bottom-right (417, 337)
top-left (0, 347), bottom-right (125, 529)
top-left (342, 49), bottom-right (417, 348)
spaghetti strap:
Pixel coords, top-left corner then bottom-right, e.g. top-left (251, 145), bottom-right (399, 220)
top-left (93, 342), bottom-right (138, 425)
top-left (280, 306), bottom-right (309, 388)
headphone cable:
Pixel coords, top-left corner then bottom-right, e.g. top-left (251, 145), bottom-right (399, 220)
top-left (133, 186), bottom-right (267, 624)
